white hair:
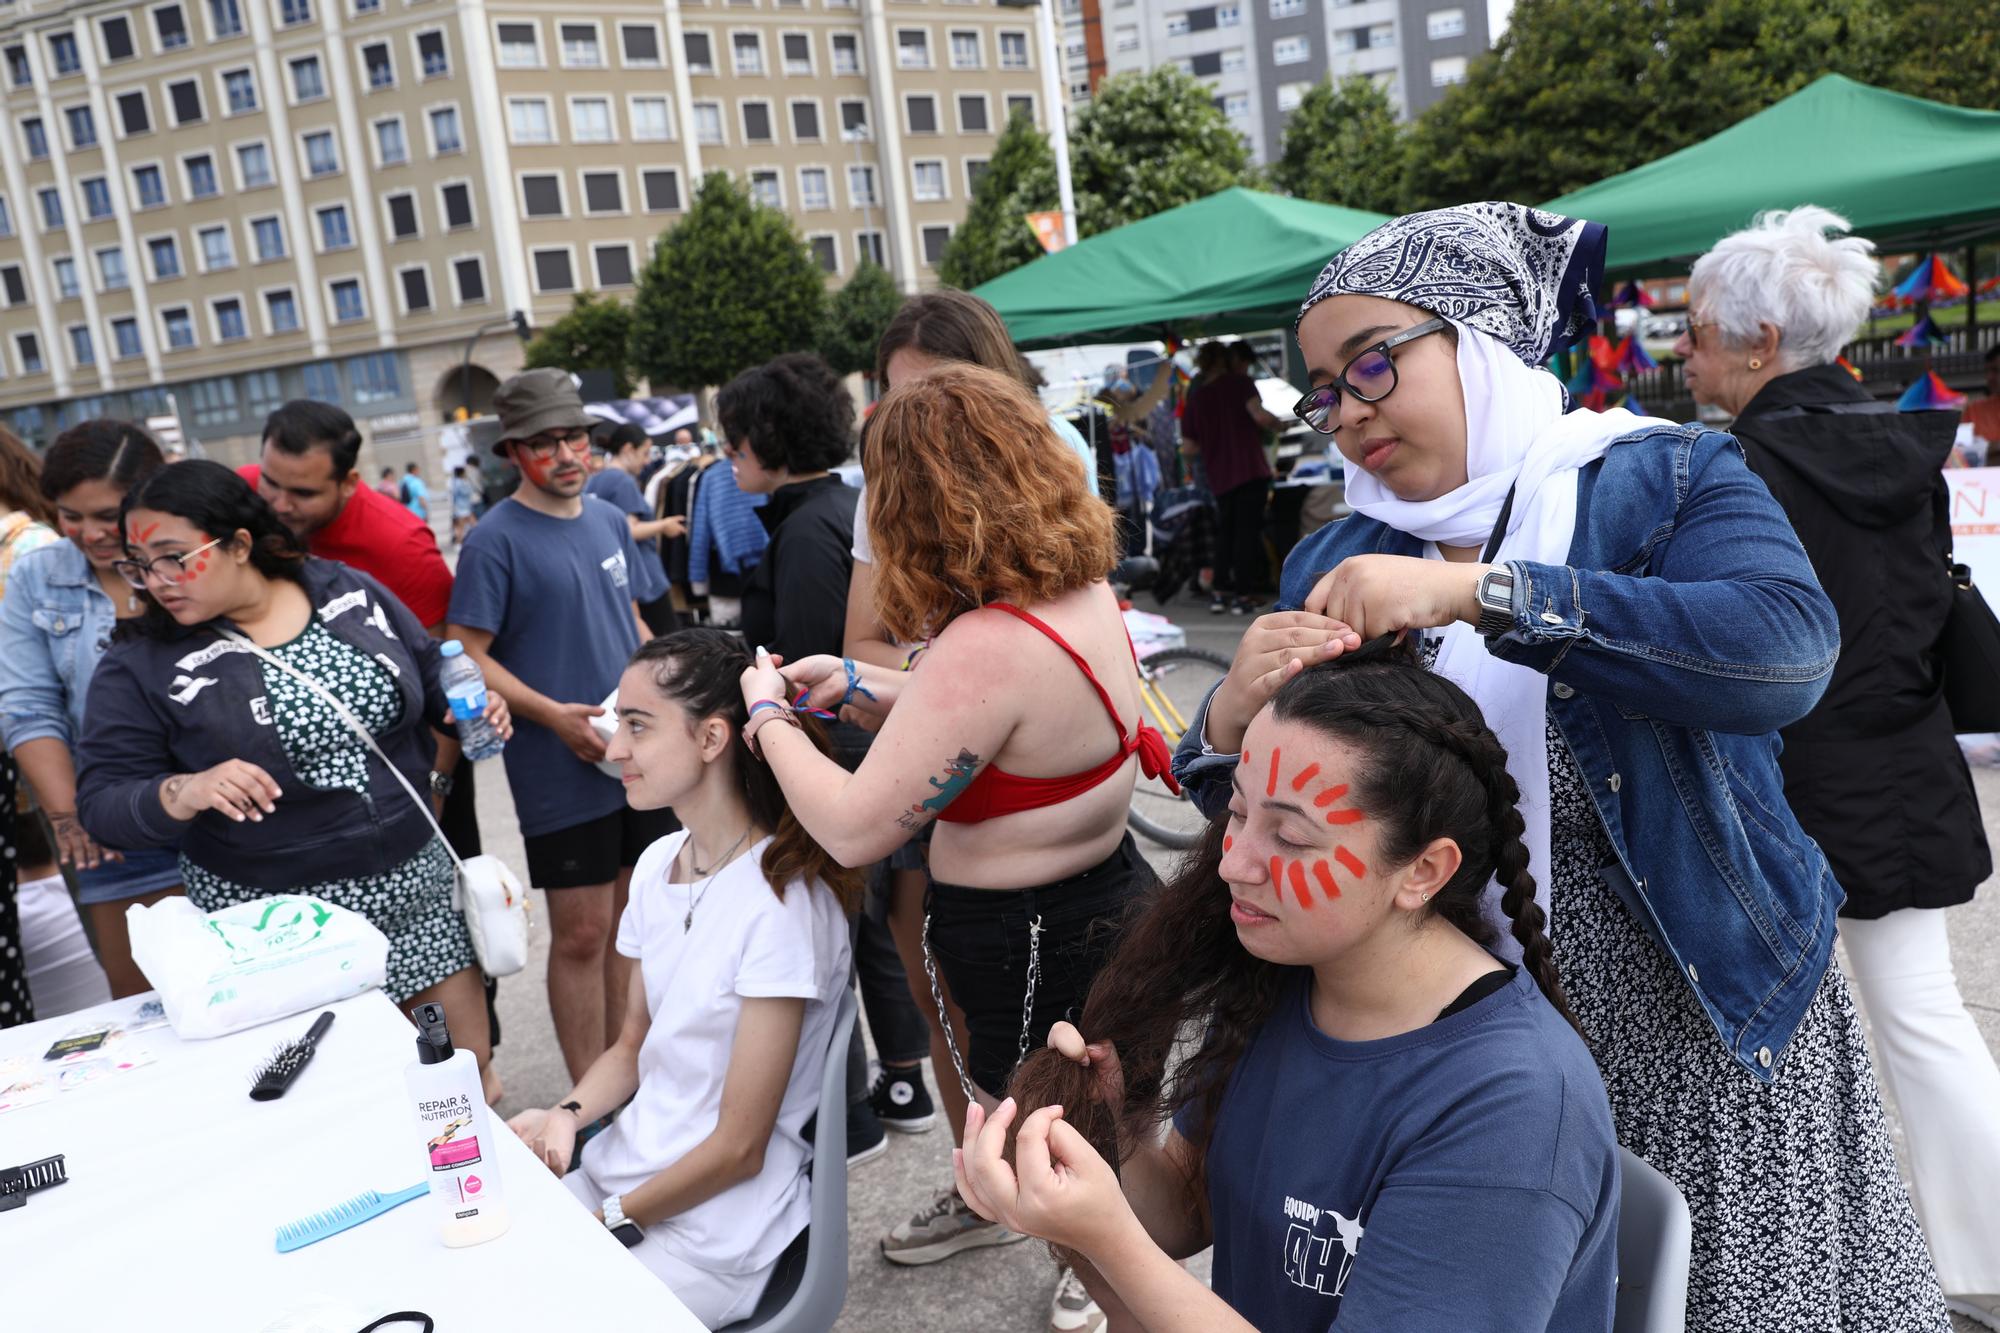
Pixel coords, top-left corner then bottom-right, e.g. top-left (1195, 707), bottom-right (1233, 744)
top-left (1688, 206), bottom-right (1880, 369)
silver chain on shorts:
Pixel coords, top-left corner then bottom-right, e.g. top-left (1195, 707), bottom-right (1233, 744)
top-left (920, 909), bottom-right (1043, 1107)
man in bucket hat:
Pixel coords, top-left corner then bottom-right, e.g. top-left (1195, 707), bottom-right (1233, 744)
top-left (446, 369), bottom-right (679, 1081)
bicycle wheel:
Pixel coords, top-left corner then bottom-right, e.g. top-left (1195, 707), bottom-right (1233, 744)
top-left (1127, 646), bottom-right (1231, 851)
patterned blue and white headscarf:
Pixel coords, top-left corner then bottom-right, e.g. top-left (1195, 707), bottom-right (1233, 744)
top-left (1297, 202), bottom-right (1607, 367)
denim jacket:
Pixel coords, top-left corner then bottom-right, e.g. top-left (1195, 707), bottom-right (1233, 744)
top-left (1175, 423), bottom-right (1843, 1083)
top-left (0, 538), bottom-right (124, 752)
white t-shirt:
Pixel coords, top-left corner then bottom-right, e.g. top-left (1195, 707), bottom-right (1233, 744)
top-left (584, 831), bottom-right (852, 1276)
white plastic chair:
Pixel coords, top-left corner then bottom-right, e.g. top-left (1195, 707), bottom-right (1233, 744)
top-left (1613, 1147), bottom-right (1692, 1333)
top-left (719, 987), bottom-right (857, 1333)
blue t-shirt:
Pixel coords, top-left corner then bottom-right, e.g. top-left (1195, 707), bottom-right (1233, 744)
top-left (446, 496), bottom-right (645, 837)
top-left (585, 468), bottom-right (669, 602)
top-left (1181, 964), bottom-right (1618, 1332)
top-left (400, 474), bottom-right (429, 518)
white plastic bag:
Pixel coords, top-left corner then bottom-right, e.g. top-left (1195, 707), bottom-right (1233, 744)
top-left (589, 687), bottom-right (622, 778)
top-left (126, 894), bottom-right (388, 1039)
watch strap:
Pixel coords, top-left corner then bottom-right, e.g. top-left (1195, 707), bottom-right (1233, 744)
top-left (1476, 567), bottom-right (1516, 637)
top-left (602, 1193), bottom-right (627, 1229)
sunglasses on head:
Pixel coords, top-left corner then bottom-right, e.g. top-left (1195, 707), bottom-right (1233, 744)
top-left (1292, 318), bottom-right (1448, 435)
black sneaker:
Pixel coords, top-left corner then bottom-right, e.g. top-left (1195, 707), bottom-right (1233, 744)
top-left (869, 1064), bottom-right (937, 1134)
top-left (847, 1097), bottom-right (889, 1167)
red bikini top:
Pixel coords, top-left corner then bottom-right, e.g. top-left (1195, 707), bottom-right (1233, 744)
top-left (932, 603), bottom-right (1181, 824)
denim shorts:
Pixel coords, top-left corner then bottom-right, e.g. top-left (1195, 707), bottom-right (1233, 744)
top-left (925, 833), bottom-right (1153, 1098)
top-left (76, 845), bottom-right (185, 906)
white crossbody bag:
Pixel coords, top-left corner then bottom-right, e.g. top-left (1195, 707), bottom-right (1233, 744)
top-left (218, 629), bottom-right (533, 977)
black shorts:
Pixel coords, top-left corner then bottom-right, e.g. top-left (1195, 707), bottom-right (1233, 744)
top-left (926, 832), bottom-right (1153, 1098)
top-left (523, 804), bottom-right (682, 890)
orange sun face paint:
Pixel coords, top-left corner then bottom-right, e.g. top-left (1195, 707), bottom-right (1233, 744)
top-left (1312, 860), bottom-right (1340, 899)
top-left (1334, 846), bottom-right (1366, 879)
top-left (1290, 762), bottom-right (1320, 792)
top-left (1266, 748), bottom-right (1281, 799)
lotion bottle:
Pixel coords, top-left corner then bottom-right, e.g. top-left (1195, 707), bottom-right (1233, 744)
top-left (404, 1002), bottom-right (510, 1246)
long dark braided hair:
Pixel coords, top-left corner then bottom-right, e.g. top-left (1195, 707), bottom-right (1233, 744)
top-left (1007, 635), bottom-right (1577, 1230)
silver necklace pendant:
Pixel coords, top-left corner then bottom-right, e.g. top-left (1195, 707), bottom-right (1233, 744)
top-left (683, 908), bottom-right (694, 933)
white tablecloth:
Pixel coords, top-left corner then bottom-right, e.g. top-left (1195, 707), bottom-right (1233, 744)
top-left (0, 990), bottom-right (705, 1332)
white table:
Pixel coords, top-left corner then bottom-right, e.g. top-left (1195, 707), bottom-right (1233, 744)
top-left (0, 991), bottom-right (705, 1331)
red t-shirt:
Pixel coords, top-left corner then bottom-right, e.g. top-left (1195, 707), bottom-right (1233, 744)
top-left (1183, 370), bottom-right (1274, 497)
top-left (238, 463), bottom-right (454, 625)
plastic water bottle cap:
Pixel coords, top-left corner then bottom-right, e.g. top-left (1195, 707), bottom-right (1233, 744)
top-left (441, 640), bottom-right (464, 658)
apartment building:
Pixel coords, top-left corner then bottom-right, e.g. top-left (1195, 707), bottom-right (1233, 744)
top-left (1100, 0), bottom-right (1487, 159)
top-left (0, 0), bottom-right (1049, 456)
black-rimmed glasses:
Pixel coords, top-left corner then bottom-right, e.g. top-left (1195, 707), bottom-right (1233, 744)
top-left (1292, 317), bottom-right (1448, 435)
top-left (517, 429), bottom-right (592, 462)
top-left (112, 535), bottom-right (226, 590)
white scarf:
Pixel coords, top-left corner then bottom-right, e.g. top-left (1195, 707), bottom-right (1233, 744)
top-left (1344, 324), bottom-right (1674, 952)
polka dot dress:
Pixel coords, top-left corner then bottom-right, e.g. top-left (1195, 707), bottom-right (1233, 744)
top-left (0, 755), bottom-right (33, 1029)
top-left (180, 620), bottom-right (475, 1004)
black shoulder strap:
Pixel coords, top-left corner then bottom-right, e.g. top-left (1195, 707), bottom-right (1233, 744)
top-left (1480, 485), bottom-right (1518, 564)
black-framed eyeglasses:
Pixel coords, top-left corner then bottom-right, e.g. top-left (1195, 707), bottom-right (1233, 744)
top-left (112, 535), bottom-right (226, 590)
top-left (1292, 318), bottom-right (1448, 435)
top-left (517, 429), bottom-right (592, 461)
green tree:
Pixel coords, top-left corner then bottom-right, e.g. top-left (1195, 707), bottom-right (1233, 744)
top-left (629, 172), bottom-right (824, 391)
top-left (938, 111), bottom-right (1060, 290)
top-left (522, 292), bottom-right (637, 398)
top-left (1270, 75), bottom-right (1408, 216)
top-left (817, 260), bottom-right (904, 379)
top-left (1069, 67), bottom-right (1255, 234)
top-left (1877, 0), bottom-right (2000, 111)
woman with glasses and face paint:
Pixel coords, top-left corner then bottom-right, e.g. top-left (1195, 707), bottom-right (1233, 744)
top-left (1175, 204), bottom-right (1951, 1329)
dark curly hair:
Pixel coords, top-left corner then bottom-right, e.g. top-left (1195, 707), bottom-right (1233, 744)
top-left (118, 460), bottom-right (307, 639)
top-left (39, 419), bottom-right (164, 503)
top-left (715, 353), bottom-right (854, 476)
top-left (1005, 637), bottom-right (1577, 1235)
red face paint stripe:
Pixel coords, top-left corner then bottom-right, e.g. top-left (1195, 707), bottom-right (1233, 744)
top-left (1266, 748), bottom-right (1281, 799)
top-left (1312, 784), bottom-right (1350, 808)
top-left (132, 521), bottom-right (159, 543)
top-left (1326, 809), bottom-right (1363, 825)
top-left (1312, 860), bottom-right (1340, 900)
top-left (1288, 860), bottom-right (1312, 909)
top-left (1290, 762), bottom-right (1320, 792)
top-left (1240, 750), bottom-right (1252, 768)
top-left (1334, 847), bottom-right (1366, 879)
top-left (1268, 855), bottom-right (1285, 894)
top-left (1222, 835), bottom-right (1233, 851)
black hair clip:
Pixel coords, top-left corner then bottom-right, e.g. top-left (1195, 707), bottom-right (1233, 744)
top-left (0, 1154), bottom-right (68, 1212)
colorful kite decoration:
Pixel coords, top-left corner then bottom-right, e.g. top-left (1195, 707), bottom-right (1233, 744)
top-left (1566, 355), bottom-right (1623, 410)
top-left (1586, 335), bottom-right (1620, 372)
top-left (1896, 315), bottom-right (1950, 349)
top-left (1616, 336), bottom-right (1657, 374)
top-left (1893, 254), bottom-right (1970, 305)
top-left (1611, 281), bottom-right (1654, 309)
top-left (1898, 370), bottom-right (1966, 412)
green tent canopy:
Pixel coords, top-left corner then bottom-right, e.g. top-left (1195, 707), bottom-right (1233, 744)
top-left (1544, 76), bottom-right (2000, 277)
top-left (973, 187), bottom-right (1388, 348)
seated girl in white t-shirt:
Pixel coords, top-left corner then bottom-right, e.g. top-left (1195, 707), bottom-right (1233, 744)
top-left (507, 629), bottom-right (859, 1328)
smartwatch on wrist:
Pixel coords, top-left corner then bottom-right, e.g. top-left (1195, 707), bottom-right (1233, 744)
top-left (602, 1193), bottom-right (645, 1247)
top-left (428, 770), bottom-right (454, 799)
top-left (1474, 567), bottom-right (1516, 638)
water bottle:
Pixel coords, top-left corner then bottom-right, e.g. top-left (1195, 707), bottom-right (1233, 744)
top-left (439, 641), bottom-right (505, 762)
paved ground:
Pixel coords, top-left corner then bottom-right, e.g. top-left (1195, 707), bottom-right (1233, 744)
top-left (471, 592), bottom-right (1998, 1332)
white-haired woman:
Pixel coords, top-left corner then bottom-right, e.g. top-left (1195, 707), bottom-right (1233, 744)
top-left (1679, 207), bottom-right (2000, 1322)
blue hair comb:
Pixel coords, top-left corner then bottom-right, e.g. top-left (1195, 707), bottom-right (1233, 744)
top-left (275, 1182), bottom-right (428, 1252)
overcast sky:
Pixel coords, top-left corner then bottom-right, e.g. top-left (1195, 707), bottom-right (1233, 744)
top-left (1489, 0), bottom-right (1514, 39)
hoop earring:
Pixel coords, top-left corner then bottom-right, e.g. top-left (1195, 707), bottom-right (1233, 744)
top-left (1748, 358), bottom-right (1763, 371)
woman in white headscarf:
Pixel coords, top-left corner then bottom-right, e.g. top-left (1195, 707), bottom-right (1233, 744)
top-left (1175, 204), bottom-right (1949, 1331)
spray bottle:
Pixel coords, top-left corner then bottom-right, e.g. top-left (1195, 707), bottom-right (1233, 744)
top-left (403, 1002), bottom-right (510, 1246)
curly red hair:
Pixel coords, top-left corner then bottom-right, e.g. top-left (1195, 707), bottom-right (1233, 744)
top-left (868, 364), bottom-right (1116, 642)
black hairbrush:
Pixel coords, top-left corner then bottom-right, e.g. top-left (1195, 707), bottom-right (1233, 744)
top-left (249, 1010), bottom-right (336, 1101)
top-left (0, 1154), bottom-right (68, 1212)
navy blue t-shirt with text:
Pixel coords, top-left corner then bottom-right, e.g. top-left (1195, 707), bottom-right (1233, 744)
top-left (585, 468), bottom-right (669, 602)
top-left (1180, 964), bottom-right (1619, 1332)
top-left (447, 496), bottom-right (644, 837)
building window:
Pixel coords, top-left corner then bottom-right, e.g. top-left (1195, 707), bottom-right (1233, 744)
top-left (22, 119), bottom-right (48, 160)
top-left (693, 102), bottom-right (723, 144)
top-left (1427, 6), bottom-right (1465, 38)
top-left (620, 24), bottom-right (661, 66)
top-left (279, 0), bottom-right (313, 27)
top-left (214, 298), bottom-right (247, 340)
top-left (302, 361), bottom-right (340, 401)
top-left (374, 118), bottom-right (407, 165)
top-left (38, 188), bottom-right (63, 230)
top-left (1223, 91), bottom-right (1250, 117)
top-left (790, 100), bottom-right (820, 141)
top-left (509, 98), bottom-right (554, 144)
top-left (839, 99), bottom-right (867, 135)
top-left (1430, 54), bottom-right (1466, 85)
top-left (582, 170), bottom-right (624, 214)
top-left (266, 288), bottom-right (300, 332)
top-left (571, 98), bottom-right (614, 143)
top-left (188, 376), bottom-right (239, 425)
top-left (1, 265), bottom-right (26, 306)
top-left (245, 368), bottom-right (283, 415)
top-left (1272, 34), bottom-right (1308, 64)
top-left (595, 244), bottom-right (633, 288)
top-left (809, 235), bottom-right (837, 273)
top-left (116, 92), bottom-right (151, 137)
top-left (781, 32), bottom-right (811, 74)
top-left (641, 169), bottom-right (681, 212)
top-left (153, 6), bottom-right (189, 51)
top-left (1276, 81), bottom-right (1309, 112)
top-left (957, 94), bottom-right (989, 133)
top-left (799, 167), bottom-right (830, 210)
top-left (830, 33), bottom-right (859, 74)
top-left (1112, 24), bottom-right (1139, 51)
top-left (17, 334), bottom-right (44, 373)
top-left (97, 247), bottom-right (128, 290)
top-left (1270, 0), bottom-right (1304, 14)
top-left (520, 174), bottom-right (563, 217)
top-left (181, 154), bottom-right (218, 199)
top-left (69, 326), bottom-right (95, 367)
top-left (363, 43), bottom-right (394, 89)
top-left (856, 230), bottom-right (884, 267)
top-left (0, 197), bottom-right (9, 239)
top-left (209, 0), bottom-right (243, 36)
top-left (965, 157), bottom-right (989, 193)
top-left (947, 29), bottom-right (981, 68)
top-left (66, 106), bottom-right (97, 149)
top-left (354, 0), bottom-right (380, 12)
top-left (1006, 93), bottom-right (1035, 122)
top-left (386, 193), bottom-right (418, 238)
top-left (684, 31), bottom-right (714, 74)
top-left (148, 235), bottom-right (182, 279)
top-left (400, 267), bottom-right (431, 311)
top-left (1166, 13), bottom-right (1189, 36)
top-left (497, 23), bottom-right (540, 67)
top-left (429, 107), bottom-right (462, 154)
top-left (999, 31), bottom-right (1029, 68)
top-left (161, 306), bottom-right (195, 348)
top-left (748, 169), bottom-right (781, 209)
top-left (290, 56), bottom-right (325, 101)
top-left (79, 177), bottom-right (113, 220)
top-left (452, 257), bottom-right (486, 304)
top-left (48, 33), bottom-right (81, 77)
top-left (741, 101), bottom-right (772, 143)
top-left (112, 317), bottom-right (143, 359)
top-left (560, 22), bottom-right (603, 67)
top-left (6, 45), bottom-right (31, 87)
top-left (731, 32), bottom-right (763, 75)
top-left (330, 278), bottom-right (365, 322)
top-left (922, 224), bottom-right (950, 266)
top-left (1219, 2), bottom-right (1242, 24)
top-left (440, 182), bottom-right (473, 228)
top-left (632, 97), bottom-right (673, 142)
top-left (53, 257), bottom-right (80, 300)
top-left (1223, 46), bottom-right (1246, 70)
top-left (896, 29), bottom-right (930, 69)
top-left (224, 67), bottom-right (258, 113)
top-left (251, 216), bottom-right (285, 259)
top-left (532, 249), bottom-right (574, 292)
top-left (348, 351), bottom-right (401, 402)
top-left (911, 159), bottom-right (945, 201)
top-left (303, 132), bottom-right (339, 177)
top-left (846, 163), bottom-right (877, 207)
top-left (417, 31), bottom-right (448, 78)
top-left (198, 224), bottom-right (234, 271)
top-left (906, 94), bottom-right (938, 134)
top-left (133, 165), bottom-right (166, 209)
top-left (317, 204), bottom-right (352, 250)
